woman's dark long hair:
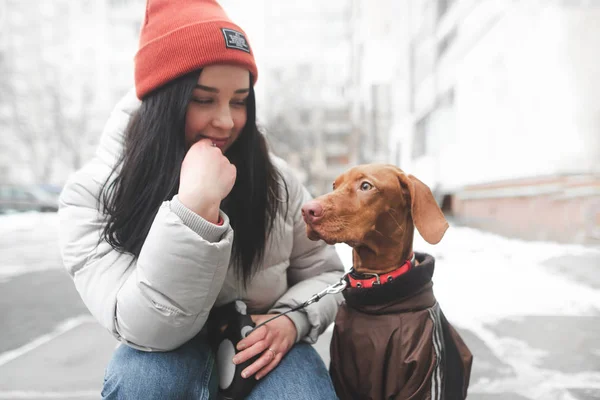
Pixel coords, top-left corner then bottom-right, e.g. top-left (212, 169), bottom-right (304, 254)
top-left (100, 70), bottom-right (286, 286)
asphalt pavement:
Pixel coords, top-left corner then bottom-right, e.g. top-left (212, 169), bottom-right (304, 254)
top-left (1, 212), bottom-right (599, 400)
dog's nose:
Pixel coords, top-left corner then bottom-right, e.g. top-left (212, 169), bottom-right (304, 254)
top-left (301, 201), bottom-right (323, 224)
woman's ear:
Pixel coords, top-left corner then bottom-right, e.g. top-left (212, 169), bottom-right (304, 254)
top-left (397, 173), bottom-right (448, 244)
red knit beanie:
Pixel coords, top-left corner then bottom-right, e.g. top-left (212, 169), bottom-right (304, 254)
top-left (134, 0), bottom-right (258, 99)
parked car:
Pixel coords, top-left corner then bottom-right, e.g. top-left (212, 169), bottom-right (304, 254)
top-left (0, 184), bottom-right (59, 214)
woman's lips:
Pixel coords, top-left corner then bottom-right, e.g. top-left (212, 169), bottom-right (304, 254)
top-left (198, 135), bottom-right (228, 149)
top-left (210, 139), bottom-right (228, 149)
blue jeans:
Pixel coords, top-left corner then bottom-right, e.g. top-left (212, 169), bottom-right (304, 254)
top-left (102, 333), bottom-right (338, 399)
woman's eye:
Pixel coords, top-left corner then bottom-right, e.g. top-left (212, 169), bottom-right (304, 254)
top-left (231, 99), bottom-right (247, 107)
top-left (360, 182), bottom-right (373, 191)
top-left (192, 98), bottom-right (213, 105)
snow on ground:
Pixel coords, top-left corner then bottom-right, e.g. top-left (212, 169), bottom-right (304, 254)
top-left (2, 212), bottom-right (598, 324)
top-left (2, 212), bottom-right (600, 397)
top-left (0, 212), bottom-right (58, 235)
top-left (335, 224), bottom-right (600, 327)
top-left (336, 227), bottom-right (600, 398)
top-left (0, 212), bottom-right (61, 281)
top-left (413, 226), bottom-right (600, 327)
top-left (414, 227), bottom-right (600, 396)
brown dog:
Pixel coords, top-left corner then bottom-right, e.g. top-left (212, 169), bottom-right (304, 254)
top-left (302, 164), bottom-right (472, 400)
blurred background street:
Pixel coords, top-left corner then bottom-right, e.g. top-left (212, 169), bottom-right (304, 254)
top-left (0, 213), bottom-right (599, 399)
top-left (1, 0), bottom-right (600, 399)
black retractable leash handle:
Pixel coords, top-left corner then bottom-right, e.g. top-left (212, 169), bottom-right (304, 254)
top-left (208, 279), bottom-right (347, 400)
top-left (208, 301), bottom-right (260, 400)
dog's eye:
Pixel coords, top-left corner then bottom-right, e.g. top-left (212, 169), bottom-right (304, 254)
top-left (360, 182), bottom-right (373, 191)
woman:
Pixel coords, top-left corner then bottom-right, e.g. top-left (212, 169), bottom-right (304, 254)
top-left (58, 0), bottom-right (344, 398)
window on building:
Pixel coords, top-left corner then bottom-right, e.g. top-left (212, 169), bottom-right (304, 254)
top-left (324, 132), bottom-right (349, 142)
top-left (437, 27), bottom-right (457, 59)
top-left (437, 0), bottom-right (457, 21)
top-left (410, 0), bottom-right (437, 111)
top-left (323, 107), bottom-right (350, 121)
top-left (412, 112), bottom-right (431, 160)
top-left (437, 88), bottom-right (455, 108)
top-left (299, 110), bottom-right (311, 125)
top-left (371, 83), bottom-right (392, 151)
top-left (297, 63), bottom-right (312, 81)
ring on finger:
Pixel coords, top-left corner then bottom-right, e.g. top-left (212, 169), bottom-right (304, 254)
top-left (266, 348), bottom-right (276, 360)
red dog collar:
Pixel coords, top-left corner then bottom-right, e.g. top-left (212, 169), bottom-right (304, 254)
top-left (347, 254), bottom-right (415, 289)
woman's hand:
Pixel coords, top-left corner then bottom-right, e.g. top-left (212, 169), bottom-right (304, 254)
top-left (178, 139), bottom-right (236, 223)
top-left (232, 314), bottom-right (297, 380)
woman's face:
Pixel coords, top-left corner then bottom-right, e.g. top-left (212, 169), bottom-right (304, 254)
top-left (185, 64), bottom-right (250, 152)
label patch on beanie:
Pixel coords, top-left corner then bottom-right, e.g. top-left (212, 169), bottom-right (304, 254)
top-left (221, 28), bottom-right (250, 53)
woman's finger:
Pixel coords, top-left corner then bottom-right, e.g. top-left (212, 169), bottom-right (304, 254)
top-left (241, 347), bottom-right (279, 379)
top-left (232, 332), bottom-right (271, 365)
top-left (255, 350), bottom-right (281, 380)
top-left (237, 324), bottom-right (267, 351)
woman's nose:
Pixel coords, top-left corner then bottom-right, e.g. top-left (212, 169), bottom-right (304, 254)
top-left (212, 106), bottom-right (234, 130)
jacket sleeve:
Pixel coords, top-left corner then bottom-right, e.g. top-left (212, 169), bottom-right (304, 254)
top-left (58, 90), bottom-right (232, 352)
top-left (268, 160), bottom-right (345, 344)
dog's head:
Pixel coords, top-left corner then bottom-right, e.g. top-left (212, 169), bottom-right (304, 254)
top-left (302, 164), bottom-right (448, 252)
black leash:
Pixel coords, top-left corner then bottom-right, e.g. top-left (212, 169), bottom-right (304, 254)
top-left (251, 278), bottom-right (348, 333)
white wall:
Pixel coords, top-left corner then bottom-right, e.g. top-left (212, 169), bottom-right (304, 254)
top-left (447, 4), bottom-right (600, 189)
top-left (394, 2), bottom-right (600, 192)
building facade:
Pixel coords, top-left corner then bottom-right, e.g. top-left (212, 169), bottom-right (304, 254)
top-left (386, 0), bottom-right (600, 243)
top-left (254, 0), bottom-right (359, 195)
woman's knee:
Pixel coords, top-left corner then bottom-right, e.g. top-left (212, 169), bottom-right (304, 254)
top-left (248, 343), bottom-right (337, 400)
top-left (102, 336), bottom-right (217, 400)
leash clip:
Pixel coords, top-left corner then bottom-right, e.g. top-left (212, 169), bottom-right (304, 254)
top-left (325, 279), bottom-right (348, 294)
top-left (304, 279), bottom-right (347, 306)
top-left (250, 278), bottom-right (348, 333)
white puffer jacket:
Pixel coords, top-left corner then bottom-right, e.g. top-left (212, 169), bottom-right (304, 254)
top-left (58, 90), bottom-right (344, 352)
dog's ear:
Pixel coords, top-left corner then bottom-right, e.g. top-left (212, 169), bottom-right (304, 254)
top-left (397, 173), bottom-right (448, 244)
